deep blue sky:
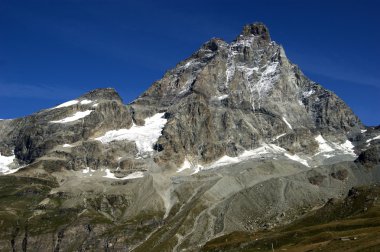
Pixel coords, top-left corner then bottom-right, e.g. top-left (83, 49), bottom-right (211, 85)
top-left (0, 0), bottom-right (379, 125)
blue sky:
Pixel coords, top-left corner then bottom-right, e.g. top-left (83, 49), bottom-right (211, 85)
top-left (0, 0), bottom-right (379, 125)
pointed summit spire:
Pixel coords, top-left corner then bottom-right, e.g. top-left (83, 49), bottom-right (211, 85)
top-left (241, 22), bottom-right (271, 41)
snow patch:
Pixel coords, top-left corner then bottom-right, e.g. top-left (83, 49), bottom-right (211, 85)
top-left (225, 49), bottom-right (236, 87)
top-left (183, 60), bottom-right (197, 69)
top-left (50, 110), bottom-right (93, 123)
top-left (207, 144), bottom-right (310, 169)
top-left (282, 117), bottom-right (292, 129)
top-left (323, 153), bottom-right (335, 158)
top-left (63, 144), bottom-right (73, 148)
top-left (80, 99), bottom-right (92, 105)
top-left (124, 171), bottom-right (145, 179)
top-left (103, 169), bottom-right (144, 180)
top-left (366, 135), bottom-right (380, 143)
top-left (333, 140), bottom-right (356, 156)
top-left (208, 155), bottom-right (239, 169)
top-left (245, 62), bottom-right (278, 109)
top-left (179, 144), bottom-right (313, 173)
top-left (225, 37), bottom-right (256, 87)
top-left (315, 135), bottom-right (334, 153)
top-left (241, 144), bottom-right (287, 158)
top-left (217, 94), bottom-right (229, 100)
top-left (53, 100), bottom-right (78, 109)
top-left (273, 133), bottom-right (286, 141)
top-left (258, 62), bottom-right (278, 84)
top-left (208, 144), bottom-right (284, 169)
top-left (82, 167), bottom-right (95, 174)
top-left (302, 90), bottom-right (315, 98)
top-left (226, 37), bottom-right (279, 107)
top-left (314, 135), bottom-right (356, 157)
top-left (191, 164), bottom-right (204, 175)
top-left (95, 113), bottom-right (167, 154)
top-left (177, 159), bottom-right (192, 173)
top-left (0, 152), bottom-right (15, 174)
top-left (361, 129), bottom-right (367, 133)
top-left (177, 158), bottom-right (204, 174)
top-left (0, 152), bottom-right (22, 174)
top-left (340, 140), bottom-right (355, 151)
top-left (284, 153), bottom-right (309, 167)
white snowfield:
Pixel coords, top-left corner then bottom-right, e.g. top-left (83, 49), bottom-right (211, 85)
top-left (178, 144), bottom-right (311, 174)
top-left (284, 153), bottom-right (309, 167)
top-left (339, 140), bottom-right (356, 154)
top-left (0, 152), bottom-right (20, 174)
top-left (52, 99), bottom-right (93, 109)
top-left (177, 158), bottom-right (204, 174)
top-left (50, 110), bottom-right (93, 123)
top-left (315, 135), bottom-right (334, 153)
top-left (53, 100), bottom-right (79, 109)
top-left (177, 159), bottom-right (192, 173)
top-left (178, 135), bottom-right (358, 174)
top-left (103, 169), bottom-right (144, 180)
top-left (314, 135), bottom-right (356, 157)
top-left (80, 99), bottom-right (92, 105)
top-left (95, 113), bottom-right (168, 154)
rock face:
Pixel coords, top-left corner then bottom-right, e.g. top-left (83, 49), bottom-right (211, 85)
top-left (132, 22), bottom-right (362, 167)
top-left (0, 23), bottom-right (379, 251)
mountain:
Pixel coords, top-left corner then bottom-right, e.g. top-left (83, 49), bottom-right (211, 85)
top-left (0, 23), bottom-right (379, 251)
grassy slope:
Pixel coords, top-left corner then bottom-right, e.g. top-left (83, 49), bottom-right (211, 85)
top-left (202, 185), bottom-right (380, 252)
top-left (0, 175), bottom-right (160, 249)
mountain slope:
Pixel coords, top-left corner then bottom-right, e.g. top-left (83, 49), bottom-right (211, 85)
top-left (0, 23), bottom-right (379, 251)
top-left (202, 185), bottom-right (380, 252)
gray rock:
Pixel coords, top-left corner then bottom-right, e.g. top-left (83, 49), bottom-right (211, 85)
top-left (0, 23), bottom-right (378, 252)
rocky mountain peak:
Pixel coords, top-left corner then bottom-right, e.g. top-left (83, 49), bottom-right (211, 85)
top-left (0, 22), bottom-right (379, 252)
top-left (131, 22), bottom-right (364, 169)
top-left (240, 22), bottom-right (271, 41)
top-left (200, 38), bottom-right (227, 52)
top-left (80, 87), bottom-right (122, 102)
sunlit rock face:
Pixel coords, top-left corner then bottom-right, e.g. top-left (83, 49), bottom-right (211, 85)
top-left (131, 22), bottom-right (362, 168)
top-left (0, 23), bottom-right (378, 252)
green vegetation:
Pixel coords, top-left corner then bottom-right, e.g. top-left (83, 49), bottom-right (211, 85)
top-left (0, 176), bottom-right (57, 238)
top-left (0, 175), bottom-right (165, 250)
top-left (202, 185), bottom-right (380, 252)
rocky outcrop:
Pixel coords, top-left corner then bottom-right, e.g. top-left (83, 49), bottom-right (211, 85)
top-left (16, 89), bottom-right (130, 163)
